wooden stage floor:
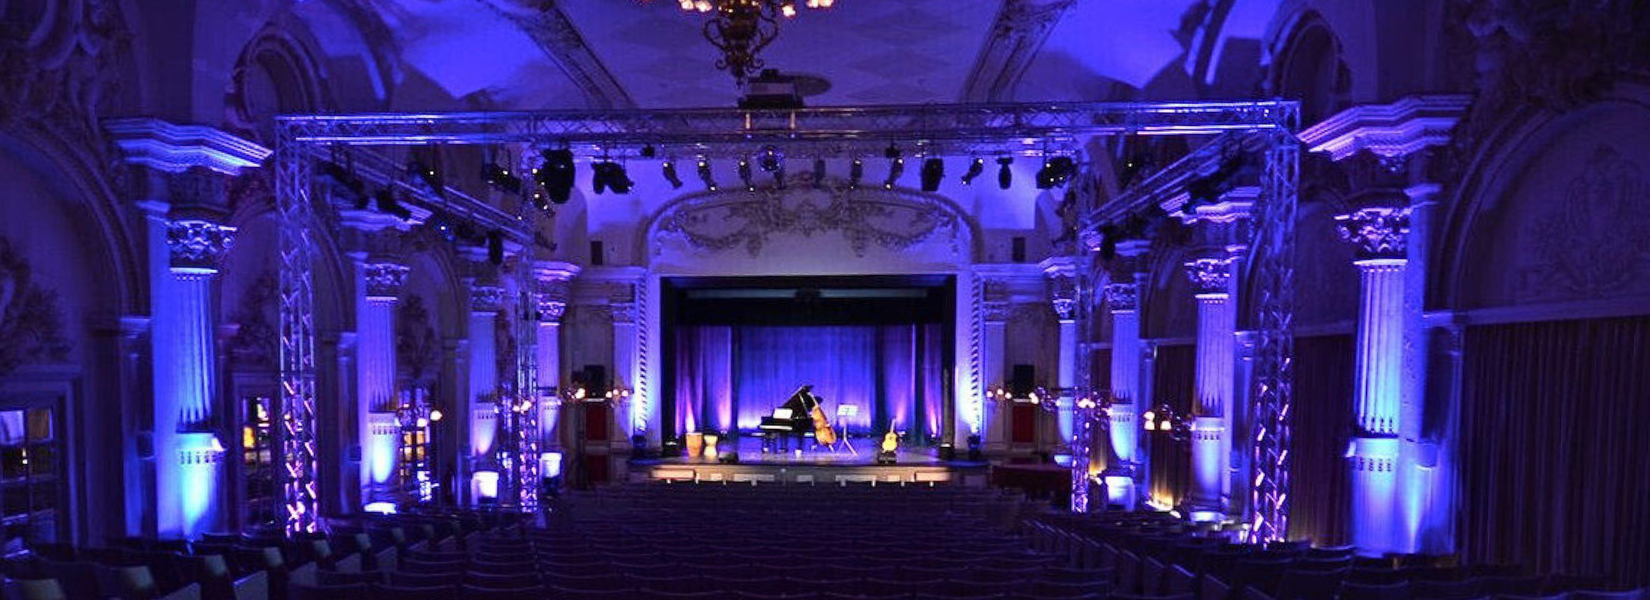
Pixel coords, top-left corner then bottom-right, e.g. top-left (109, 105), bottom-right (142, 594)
top-left (630, 437), bottom-right (990, 486)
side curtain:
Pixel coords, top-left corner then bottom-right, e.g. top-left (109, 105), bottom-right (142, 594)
top-left (1149, 344), bottom-right (1195, 507)
top-left (1461, 315), bottom-right (1650, 586)
top-left (1288, 334), bottom-right (1354, 545)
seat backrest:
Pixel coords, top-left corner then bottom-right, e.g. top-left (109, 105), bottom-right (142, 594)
top-left (12, 579), bottom-right (68, 600)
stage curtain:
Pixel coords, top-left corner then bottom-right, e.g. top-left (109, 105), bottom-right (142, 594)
top-left (877, 325), bottom-right (916, 436)
top-left (672, 326), bottom-right (733, 435)
top-left (1461, 315), bottom-right (1650, 587)
top-left (731, 326), bottom-right (879, 432)
top-left (1287, 334), bottom-right (1354, 545)
top-left (917, 324), bottom-right (944, 444)
top-left (1148, 344), bottom-right (1195, 507)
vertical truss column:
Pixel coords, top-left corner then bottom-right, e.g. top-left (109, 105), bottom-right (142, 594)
top-left (513, 257), bottom-right (539, 513)
top-left (276, 126), bottom-right (323, 536)
top-left (1249, 130), bottom-right (1300, 543)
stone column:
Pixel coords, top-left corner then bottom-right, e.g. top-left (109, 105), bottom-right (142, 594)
top-left (611, 295), bottom-right (639, 445)
top-left (467, 282), bottom-right (506, 463)
top-left (1337, 206), bottom-right (1411, 554)
top-left (981, 290), bottom-right (1009, 453)
top-left (533, 262), bottom-right (580, 449)
top-left (357, 262), bottom-right (408, 504)
top-left (1042, 258), bottom-right (1079, 448)
top-left (164, 218), bottom-right (235, 538)
top-left (1184, 255), bottom-right (1236, 518)
top-left (1103, 279), bottom-right (1141, 508)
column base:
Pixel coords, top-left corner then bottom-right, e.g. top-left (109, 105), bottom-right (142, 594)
top-left (176, 432), bottom-right (225, 538)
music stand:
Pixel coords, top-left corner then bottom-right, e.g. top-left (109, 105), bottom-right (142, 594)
top-left (834, 405), bottom-right (859, 455)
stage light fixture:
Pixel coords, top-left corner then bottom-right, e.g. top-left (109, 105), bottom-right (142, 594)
top-left (487, 230), bottom-right (504, 265)
top-left (407, 158), bottom-right (444, 197)
top-left (738, 158), bottom-right (755, 190)
top-left (1035, 155), bottom-right (1075, 189)
top-left (812, 158), bottom-right (827, 189)
top-left (662, 160), bottom-right (684, 189)
top-left (537, 148), bottom-right (575, 204)
top-left (883, 156), bottom-right (904, 189)
top-left (592, 160), bottom-right (634, 195)
top-left (697, 158), bottom-right (718, 190)
top-left (1036, 157), bottom-right (1057, 190)
top-left (758, 145), bottom-right (783, 173)
top-left (997, 156), bottom-right (1013, 189)
top-left (481, 162), bottom-right (522, 195)
top-left (961, 157), bottom-right (985, 185)
top-left (591, 159), bottom-right (608, 195)
top-left (883, 143), bottom-right (901, 160)
top-left (920, 157), bottom-right (944, 192)
top-left (849, 158), bottom-right (864, 189)
top-left (373, 188), bottom-right (413, 221)
top-left (641, 144), bottom-right (658, 158)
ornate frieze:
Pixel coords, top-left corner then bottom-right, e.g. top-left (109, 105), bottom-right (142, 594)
top-left (1183, 257), bottom-right (1236, 296)
top-left (1103, 283), bottom-right (1139, 312)
top-left (1335, 207), bottom-right (1411, 261)
top-left (536, 296), bottom-right (567, 323)
top-left (363, 263), bottom-right (410, 298)
top-left (470, 285), bottom-right (507, 313)
top-left (655, 182), bottom-right (959, 258)
top-left (166, 220), bottom-right (236, 271)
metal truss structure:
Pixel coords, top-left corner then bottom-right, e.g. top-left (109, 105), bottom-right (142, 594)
top-left (1247, 130), bottom-right (1300, 542)
top-left (274, 100), bottom-right (1298, 539)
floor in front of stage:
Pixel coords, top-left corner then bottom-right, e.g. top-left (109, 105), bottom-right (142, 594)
top-left (633, 436), bottom-right (990, 486)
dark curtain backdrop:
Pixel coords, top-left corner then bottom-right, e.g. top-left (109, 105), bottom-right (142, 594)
top-left (1288, 335), bottom-right (1354, 545)
top-left (1149, 344), bottom-right (1195, 507)
top-left (1462, 315), bottom-right (1650, 587)
top-left (673, 325), bottom-right (945, 443)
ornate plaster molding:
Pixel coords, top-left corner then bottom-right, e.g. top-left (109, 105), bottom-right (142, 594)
top-left (655, 180), bottom-right (961, 258)
top-left (1297, 96), bottom-right (1472, 162)
top-left (105, 118), bottom-right (271, 175)
top-left (961, 0), bottom-right (1077, 102)
top-left (476, 0), bottom-right (635, 109)
top-left (1104, 283), bottom-right (1139, 312)
top-left (0, 237), bottom-right (73, 375)
top-left (535, 296), bottom-right (567, 323)
top-left (1336, 207), bottom-right (1412, 261)
top-left (470, 285), bottom-right (507, 314)
top-left (166, 220), bottom-right (237, 271)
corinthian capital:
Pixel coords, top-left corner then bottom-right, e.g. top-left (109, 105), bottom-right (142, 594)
top-left (363, 263), bottom-right (410, 298)
top-left (1103, 283), bottom-right (1138, 312)
top-left (166, 220), bottom-right (236, 271)
top-left (1183, 257), bottom-right (1235, 296)
top-left (1335, 206), bottom-right (1411, 260)
top-left (470, 285), bottom-right (507, 313)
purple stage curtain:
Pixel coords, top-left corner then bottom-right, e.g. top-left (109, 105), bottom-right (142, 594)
top-left (1461, 315), bottom-right (1650, 587)
top-left (672, 326), bottom-right (733, 435)
top-left (1288, 335), bottom-right (1354, 545)
top-left (1149, 344), bottom-right (1195, 507)
top-left (673, 325), bottom-right (944, 440)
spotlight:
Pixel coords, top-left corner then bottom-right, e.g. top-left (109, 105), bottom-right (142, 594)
top-left (1037, 156), bottom-right (1076, 189)
top-left (997, 156), bottom-right (1013, 189)
top-left (812, 158), bottom-right (826, 189)
top-left (920, 157), bottom-right (944, 192)
top-left (662, 160), bottom-right (684, 189)
top-left (407, 158), bottom-right (443, 196)
top-left (738, 158), bottom-right (755, 191)
top-left (537, 148), bottom-right (575, 204)
top-left (849, 158), bottom-right (864, 189)
top-left (481, 163), bottom-right (522, 195)
top-left (591, 160), bottom-right (633, 195)
top-left (697, 158), bottom-right (718, 190)
top-left (641, 144), bottom-right (658, 159)
top-left (960, 157), bottom-right (985, 185)
top-left (430, 214), bottom-right (457, 242)
top-left (758, 145), bottom-right (783, 173)
top-left (883, 156), bottom-right (904, 189)
top-left (883, 143), bottom-right (901, 160)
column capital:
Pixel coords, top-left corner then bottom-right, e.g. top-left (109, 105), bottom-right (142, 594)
top-left (1052, 298), bottom-right (1077, 322)
top-left (535, 296), bottom-right (568, 323)
top-left (363, 263), bottom-right (410, 298)
top-left (1336, 206), bottom-right (1412, 261)
top-left (166, 219), bottom-right (236, 272)
top-left (1183, 256), bottom-right (1236, 296)
top-left (1103, 282), bottom-right (1139, 312)
top-left (469, 284), bottom-right (507, 314)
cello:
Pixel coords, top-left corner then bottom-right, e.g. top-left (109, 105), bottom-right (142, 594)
top-left (808, 391), bottom-right (838, 446)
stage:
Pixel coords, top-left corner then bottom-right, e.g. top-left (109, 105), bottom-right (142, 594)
top-left (630, 436), bottom-right (991, 486)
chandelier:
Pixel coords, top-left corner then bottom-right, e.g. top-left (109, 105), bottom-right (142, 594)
top-left (666, 0), bottom-right (838, 87)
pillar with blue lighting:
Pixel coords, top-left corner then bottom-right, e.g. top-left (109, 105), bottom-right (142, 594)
top-left (533, 262), bottom-right (579, 449)
top-left (1103, 248), bottom-right (1146, 507)
top-left (166, 218), bottom-right (236, 538)
top-left (1185, 255), bottom-right (1236, 519)
top-left (1042, 258), bottom-right (1079, 449)
top-left (1337, 206), bottom-right (1411, 554)
top-left (468, 281), bottom-right (506, 463)
top-left (358, 262), bottom-right (409, 503)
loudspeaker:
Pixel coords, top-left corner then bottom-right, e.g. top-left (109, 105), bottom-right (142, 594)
top-left (1011, 364), bottom-right (1035, 398)
top-left (718, 452), bottom-right (741, 464)
top-left (1011, 236), bottom-right (1026, 262)
top-left (589, 240), bottom-right (604, 266)
top-left (581, 365), bottom-right (609, 399)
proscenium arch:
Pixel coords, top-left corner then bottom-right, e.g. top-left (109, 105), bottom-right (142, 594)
top-left (635, 184), bottom-right (986, 272)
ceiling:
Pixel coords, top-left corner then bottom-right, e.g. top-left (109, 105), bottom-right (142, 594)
top-left (340, 0), bottom-right (1283, 110)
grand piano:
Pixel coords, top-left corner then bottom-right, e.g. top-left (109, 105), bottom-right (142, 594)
top-left (759, 385), bottom-right (823, 452)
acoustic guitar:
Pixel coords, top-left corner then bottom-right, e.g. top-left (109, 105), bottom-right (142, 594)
top-left (881, 430), bottom-right (898, 454)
